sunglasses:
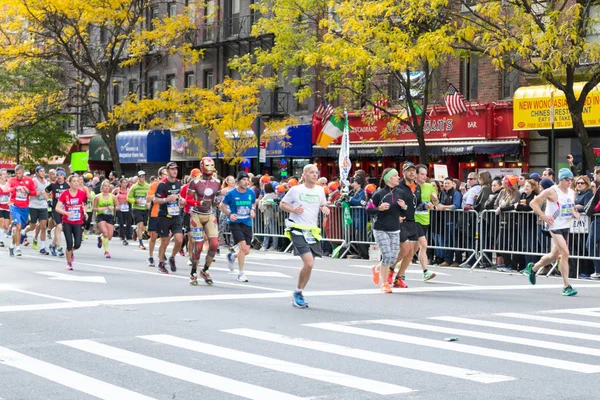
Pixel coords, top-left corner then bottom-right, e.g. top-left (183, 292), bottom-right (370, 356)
top-left (467, 177), bottom-right (476, 180)
top-left (564, 177), bottom-right (573, 181)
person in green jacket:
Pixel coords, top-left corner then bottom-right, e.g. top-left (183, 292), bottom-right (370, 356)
top-left (127, 171), bottom-right (151, 249)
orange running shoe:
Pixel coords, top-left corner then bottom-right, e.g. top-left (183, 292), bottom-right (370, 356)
top-left (371, 266), bottom-right (380, 285)
top-left (381, 282), bottom-right (393, 293)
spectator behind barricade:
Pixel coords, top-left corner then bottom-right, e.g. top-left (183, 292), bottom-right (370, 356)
top-left (323, 180), bottom-right (342, 256)
top-left (529, 172), bottom-right (541, 183)
top-left (574, 176), bottom-right (593, 212)
top-left (318, 177), bottom-right (328, 186)
top-left (259, 182), bottom-right (279, 251)
top-left (568, 154), bottom-right (584, 177)
top-left (250, 176), bottom-right (261, 199)
top-left (459, 172), bottom-right (481, 267)
top-left (474, 171), bottom-right (492, 212)
top-left (586, 179), bottom-right (600, 279)
top-left (479, 175), bottom-right (502, 268)
top-left (328, 181), bottom-right (341, 204)
top-left (453, 178), bottom-right (466, 196)
top-left (518, 173), bottom-right (529, 194)
top-left (593, 167), bottom-right (600, 184)
top-left (349, 176), bottom-right (368, 259)
top-left (539, 178), bottom-right (554, 191)
top-left (437, 177), bottom-right (462, 267)
top-left (493, 175), bottom-right (520, 271)
top-left (365, 183), bottom-right (377, 201)
top-left (542, 168), bottom-right (555, 183)
top-left (462, 172), bottom-right (481, 211)
top-left (515, 179), bottom-right (541, 268)
top-left (570, 175), bottom-right (594, 278)
top-left (276, 184), bottom-right (287, 200)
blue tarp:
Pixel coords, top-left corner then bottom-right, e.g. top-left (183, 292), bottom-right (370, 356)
top-left (116, 130), bottom-right (172, 163)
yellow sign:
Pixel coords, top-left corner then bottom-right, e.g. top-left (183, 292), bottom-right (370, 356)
top-left (513, 83), bottom-right (600, 130)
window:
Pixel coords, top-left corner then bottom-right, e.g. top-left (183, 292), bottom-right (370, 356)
top-left (184, 71), bottom-right (195, 88)
top-left (502, 69), bottom-right (520, 99)
top-left (186, 0), bottom-right (197, 24)
top-left (231, 0), bottom-right (240, 14)
top-left (166, 74), bottom-right (176, 89)
top-left (100, 27), bottom-right (107, 43)
top-left (204, 0), bottom-right (215, 41)
top-left (148, 76), bottom-right (159, 99)
top-left (128, 79), bottom-right (138, 98)
top-left (112, 81), bottom-right (121, 106)
top-left (148, 7), bottom-right (159, 31)
top-left (168, 2), bottom-right (177, 18)
top-left (460, 53), bottom-right (478, 100)
top-left (204, 70), bottom-right (214, 89)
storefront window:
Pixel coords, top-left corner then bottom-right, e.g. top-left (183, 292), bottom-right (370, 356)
top-left (292, 159), bottom-right (310, 177)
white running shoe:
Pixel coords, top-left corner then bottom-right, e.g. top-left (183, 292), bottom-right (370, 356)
top-left (237, 272), bottom-right (248, 282)
top-left (15, 247), bottom-right (22, 257)
top-left (227, 252), bottom-right (236, 272)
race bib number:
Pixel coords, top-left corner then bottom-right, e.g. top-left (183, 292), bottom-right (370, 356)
top-left (167, 202), bottom-right (180, 216)
top-left (190, 227), bottom-right (203, 242)
top-left (302, 230), bottom-right (317, 244)
top-left (68, 208), bottom-right (81, 222)
top-left (237, 205), bottom-right (250, 218)
top-left (15, 190), bottom-right (27, 201)
top-left (120, 203), bottom-right (130, 212)
top-left (0, 194), bottom-right (8, 205)
top-left (136, 197), bottom-right (147, 207)
top-left (560, 203), bottom-right (573, 218)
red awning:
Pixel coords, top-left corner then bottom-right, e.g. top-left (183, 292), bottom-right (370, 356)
top-left (0, 160), bottom-right (16, 169)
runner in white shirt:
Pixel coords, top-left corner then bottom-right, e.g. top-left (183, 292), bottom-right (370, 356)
top-left (526, 168), bottom-right (578, 296)
top-left (279, 164), bottom-right (330, 308)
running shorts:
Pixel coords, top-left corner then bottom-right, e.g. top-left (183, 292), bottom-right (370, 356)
top-left (190, 213), bottom-right (219, 238)
top-left (0, 210), bottom-right (10, 219)
top-left (230, 223), bottom-right (253, 245)
top-left (400, 221), bottom-right (419, 243)
top-left (10, 205), bottom-right (29, 227)
top-left (133, 209), bottom-right (148, 225)
top-left (158, 216), bottom-right (183, 238)
top-left (148, 217), bottom-right (158, 233)
top-left (29, 208), bottom-right (49, 224)
top-left (290, 231), bottom-right (323, 258)
top-left (96, 214), bottom-right (114, 225)
top-left (550, 228), bottom-right (569, 241)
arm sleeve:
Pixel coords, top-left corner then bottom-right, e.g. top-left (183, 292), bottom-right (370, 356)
top-left (452, 192), bottom-right (462, 210)
top-left (127, 184), bottom-right (136, 204)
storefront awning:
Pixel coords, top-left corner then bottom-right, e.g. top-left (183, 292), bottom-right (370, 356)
top-left (116, 130), bottom-right (171, 163)
top-left (403, 140), bottom-right (521, 156)
top-left (513, 82), bottom-right (600, 130)
top-left (89, 135), bottom-right (112, 162)
top-left (313, 142), bottom-right (404, 158)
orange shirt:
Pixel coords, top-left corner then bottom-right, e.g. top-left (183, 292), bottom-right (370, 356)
top-left (148, 181), bottom-right (160, 218)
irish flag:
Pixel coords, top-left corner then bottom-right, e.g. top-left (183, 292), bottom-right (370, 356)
top-left (316, 116), bottom-right (344, 149)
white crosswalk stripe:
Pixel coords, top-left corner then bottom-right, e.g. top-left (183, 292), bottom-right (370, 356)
top-left (498, 312), bottom-right (600, 328)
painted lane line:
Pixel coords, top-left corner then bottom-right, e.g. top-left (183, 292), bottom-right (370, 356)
top-left (497, 313), bottom-right (600, 329)
top-left (367, 319), bottom-right (600, 357)
top-left (0, 285), bottom-right (78, 303)
top-left (0, 346), bottom-right (155, 400)
top-left (59, 340), bottom-right (303, 400)
top-left (348, 265), bottom-right (450, 276)
top-left (547, 310), bottom-right (600, 318)
top-left (431, 316), bottom-right (600, 343)
top-left (543, 307), bottom-right (600, 314)
top-left (141, 334), bottom-right (412, 395)
top-left (222, 328), bottom-right (514, 384)
top-left (209, 267), bottom-right (293, 278)
top-left (36, 271), bottom-right (107, 283)
top-left (24, 254), bottom-right (288, 293)
top-left (306, 323), bottom-right (600, 374)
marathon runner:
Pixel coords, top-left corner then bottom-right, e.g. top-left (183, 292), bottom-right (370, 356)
top-left (220, 171), bottom-right (256, 283)
top-left (93, 180), bottom-right (117, 258)
top-left (128, 170), bottom-right (150, 249)
top-left (46, 170), bottom-right (69, 257)
top-left (413, 164), bottom-right (438, 281)
top-left (55, 175), bottom-right (88, 270)
top-left (186, 158), bottom-right (220, 285)
top-left (8, 165), bottom-right (37, 257)
top-left (279, 164), bottom-right (329, 308)
top-left (83, 182), bottom-right (95, 239)
top-left (46, 169), bottom-right (57, 240)
top-left (0, 169), bottom-right (10, 247)
top-left (154, 161), bottom-right (185, 274)
top-left (146, 167), bottom-right (168, 267)
top-left (25, 166), bottom-right (50, 255)
top-left (525, 168), bottom-right (579, 296)
top-left (180, 169), bottom-right (201, 265)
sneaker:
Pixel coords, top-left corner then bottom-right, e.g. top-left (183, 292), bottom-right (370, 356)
top-left (260, 247), bottom-right (267, 252)
top-left (122, 239), bottom-right (129, 246)
top-left (147, 257), bottom-right (155, 268)
top-left (227, 251), bottom-right (236, 272)
top-left (199, 269), bottom-right (213, 285)
top-left (66, 264), bottom-right (73, 271)
top-left (591, 273), bottom-right (600, 280)
top-left (579, 273), bottom-right (591, 279)
top-left (9, 246), bottom-right (14, 257)
top-left (57, 249), bottom-right (64, 257)
top-left (187, 259), bottom-right (192, 266)
top-left (439, 262), bottom-right (451, 267)
top-left (40, 248), bottom-right (49, 255)
top-left (83, 233), bottom-right (88, 240)
top-left (292, 292), bottom-right (308, 308)
top-left (104, 251), bottom-right (110, 259)
top-left (450, 262), bottom-right (460, 268)
top-left (32, 238), bottom-right (38, 250)
top-left (20, 233), bottom-right (26, 245)
top-left (371, 266), bottom-right (380, 285)
top-left (97, 236), bottom-right (102, 249)
top-left (139, 243), bottom-right (146, 250)
top-left (237, 272), bottom-right (248, 282)
top-left (381, 283), bottom-right (393, 293)
top-left (189, 273), bottom-right (198, 286)
top-left (423, 270), bottom-right (436, 281)
top-left (15, 247), bottom-right (22, 257)
top-left (179, 249), bottom-right (185, 257)
top-left (157, 262), bottom-right (169, 274)
top-left (525, 262), bottom-right (536, 285)
top-left (169, 256), bottom-right (177, 272)
top-left (393, 277), bottom-right (407, 288)
top-left (0, 242), bottom-right (4, 247)
top-left (562, 285), bottom-right (578, 296)
top-left (387, 270), bottom-right (394, 285)
top-left (49, 244), bottom-right (57, 257)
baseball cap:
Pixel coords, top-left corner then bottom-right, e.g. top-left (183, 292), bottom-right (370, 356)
top-left (503, 175), bottom-right (518, 187)
top-left (402, 162), bottom-right (416, 171)
top-left (190, 168), bottom-right (201, 177)
top-left (137, 170), bottom-right (146, 176)
top-left (166, 162), bottom-right (178, 169)
top-left (529, 172), bottom-right (540, 180)
top-left (237, 171), bottom-right (250, 181)
top-left (540, 178), bottom-right (554, 190)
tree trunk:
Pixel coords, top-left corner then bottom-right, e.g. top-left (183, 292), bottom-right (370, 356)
top-left (571, 111), bottom-right (596, 173)
top-left (101, 127), bottom-right (122, 177)
top-left (415, 128), bottom-right (427, 165)
top-left (16, 129), bottom-right (20, 164)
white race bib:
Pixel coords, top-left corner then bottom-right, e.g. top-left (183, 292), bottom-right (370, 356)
top-left (302, 229), bottom-right (317, 244)
top-left (0, 194), bottom-right (8, 205)
top-left (190, 227), bottom-right (203, 242)
top-left (167, 202), bottom-right (180, 216)
top-left (120, 203), bottom-right (130, 212)
top-left (68, 208), bottom-right (81, 222)
top-left (136, 197), bottom-right (147, 207)
top-left (15, 190), bottom-right (27, 201)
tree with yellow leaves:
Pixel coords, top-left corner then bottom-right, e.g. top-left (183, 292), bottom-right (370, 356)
top-left (0, 0), bottom-right (201, 176)
top-left (454, 0), bottom-right (600, 172)
top-left (232, 0), bottom-right (454, 163)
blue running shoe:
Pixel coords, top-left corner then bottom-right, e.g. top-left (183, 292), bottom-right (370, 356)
top-left (97, 236), bottom-right (102, 249)
top-left (562, 285), bottom-right (578, 296)
top-left (292, 292), bottom-right (308, 308)
top-left (227, 251), bottom-right (236, 272)
top-left (57, 248), bottom-right (64, 257)
top-left (49, 244), bottom-right (57, 257)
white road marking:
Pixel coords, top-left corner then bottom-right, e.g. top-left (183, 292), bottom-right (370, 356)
top-left (223, 329), bottom-right (514, 384)
top-left (0, 346), bottom-right (155, 400)
top-left (59, 340), bottom-right (303, 400)
top-left (0, 285), bottom-right (78, 303)
top-left (209, 267), bottom-right (293, 278)
top-left (306, 323), bottom-right (600, 373)
top-left (367, 319), bottom-right (600, 357)
top-left (543, 307), bottom-right (600, 314)
top-left (498, 313), bottom-right (600, 329)
top-left (36, 271), bottom-right (107, 284)
top-left (141, 334), bottom-right (413, 395)
top-left (348, 265), bottom-right (450, 276)
top-left (431, 316), bottom-right (600, 343)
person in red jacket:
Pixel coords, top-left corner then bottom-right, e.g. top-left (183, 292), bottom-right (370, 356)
top-left (180, 168), bottom-right (201, 260)
top-left (8, 165), bottom-right (37, 257)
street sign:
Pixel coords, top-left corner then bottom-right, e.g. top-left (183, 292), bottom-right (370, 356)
top-left (251, 118), bottom-right (266, 135)
top-left (259, 148), bottom-right (266, 163)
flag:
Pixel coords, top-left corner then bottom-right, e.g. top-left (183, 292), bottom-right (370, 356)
top-left (316, 115), bottom-right (344, 149)
top-left (338, 110), bottom-right (351, 190)
top-left (407, 100), bottom-right (423, 118)
top-left (444, 85), bottom-right (469, 115)
top-left (312, 100), bottom-right (335, 141)
top-left (372, 98), bottom-right (389, 121)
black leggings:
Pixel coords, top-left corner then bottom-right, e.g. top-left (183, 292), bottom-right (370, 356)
top-left (63, 223), bottom-right (83, 251)
top-left (83, 212), bottom-right (93, 231)
top-left (116, 210), bottom-right (133, 240)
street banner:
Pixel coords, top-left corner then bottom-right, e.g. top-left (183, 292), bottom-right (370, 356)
top-left (339, 110), bottom-right (351, 191)
top-left (71, 152), bottom-right (89, 172)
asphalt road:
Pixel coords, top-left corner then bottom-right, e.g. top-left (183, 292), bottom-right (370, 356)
top-left (1, 235), bottom-right (600, 400)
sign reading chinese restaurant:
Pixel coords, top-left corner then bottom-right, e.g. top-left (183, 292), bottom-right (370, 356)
top-left (513, 82), bottom-right (600, 130)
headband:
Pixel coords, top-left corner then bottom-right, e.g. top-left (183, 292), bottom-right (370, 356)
top-left (383, 169), bottom-right (398, 185)
top-left (56, 170), bottom-right (66, 177)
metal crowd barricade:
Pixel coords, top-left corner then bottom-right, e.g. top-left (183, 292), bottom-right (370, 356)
top-left (341, 206), bottom-right (374, 258)
top-left (428, 209), bottom-right (479, 267)
top-left (318, 205), bottom-right (348, 254)
top-left (253, 201), bottom-right (289, 250)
